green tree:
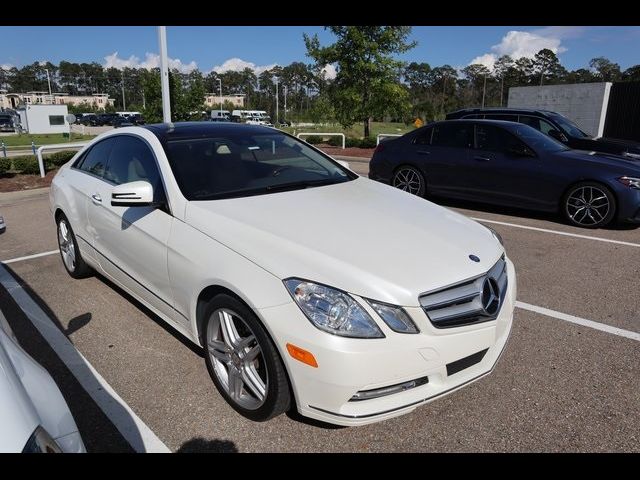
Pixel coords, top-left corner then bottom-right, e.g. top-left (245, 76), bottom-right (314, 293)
top-left (589, 57), bottom-right (621, 82)
top-left (622, 65), bottom-right (640, 82)
top-left (493, 55), bottom-right (513, 106)
top-left (304, 26), bottom-right (416, 137)
top-left (533, 49), bottom-right (565, 85)
top-left (462, 64), bottom-right (491, 106)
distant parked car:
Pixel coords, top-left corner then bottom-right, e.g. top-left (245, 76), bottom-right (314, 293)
top-left (129, 114), bottom-right (145, 125)
top-left (80, 114), bottom-right (98, 126)
top-left (0, 114), bottom-right (15, 132)
top-left (0, 310), bottom-right (85, 452)
top-left (446, 108), bottom-right (640, 159)
top-left (370, 119), bottom-right (640, 228)
top-left (112, 116), bottom-right (134, 128)
top-left (73, 113), bottom-right (84, 125)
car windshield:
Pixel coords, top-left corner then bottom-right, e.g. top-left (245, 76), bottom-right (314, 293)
top-left (511, 124), bottom-right (570, 153)
top-left (164, 131), bottom-right (354, 200)
top-left (549, 113), bottom-right (589, 138)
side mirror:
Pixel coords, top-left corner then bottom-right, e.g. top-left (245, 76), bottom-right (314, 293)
top-left (111, 181), bottom-right (154, 207)
top-left (337, 160), bottom-right (350, 169)
top-left (548, 129), bottom-right (568, 143)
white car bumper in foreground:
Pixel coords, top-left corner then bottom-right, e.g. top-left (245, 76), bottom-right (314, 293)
top-left (259, 257), bottom-right (516, 426)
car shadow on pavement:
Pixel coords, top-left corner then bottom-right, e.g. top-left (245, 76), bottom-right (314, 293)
top-left (94, 274), bottom-right (205, 357)
top-left (0, 263), bottom-right (148, 452)
top-left (432, 195), bottom-right (640, 231)
top-left (176, 437), bottom-right (238, 453)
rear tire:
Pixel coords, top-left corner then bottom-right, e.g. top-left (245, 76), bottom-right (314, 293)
top-left (562, 182), bottom-right (616, 228)
top-left (392, 165), bottom-right (426, 197)
top-left (203, 294), bottom-right (291, 422)
top-left (56, 214), bottom-right (92, 278)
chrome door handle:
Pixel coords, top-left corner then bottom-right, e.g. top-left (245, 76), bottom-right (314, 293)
top-left (417, 150), bottom-right (431, 155)
top-left (474, 156), bottom-right (491, 162)
top-left (91, 193), bottom-right (102, 204)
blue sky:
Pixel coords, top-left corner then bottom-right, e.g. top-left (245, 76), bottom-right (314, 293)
top-left (2, 26), bottom-right (639, 74)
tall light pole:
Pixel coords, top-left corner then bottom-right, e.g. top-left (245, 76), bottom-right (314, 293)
top-left (274, 77), bottom-right (279, 125)
top-left (283, 85), bottom-right (287, 121)
top-left (158, 26), bottom-right (171, 123)
top-left (121, 70), bottom-right (126, 110)
top-left (217, 78), bottom-right (222, 116)
top-left (481, 74), bottom-right (487, 108)
top-left (44, 68), bottom-right (52, 96)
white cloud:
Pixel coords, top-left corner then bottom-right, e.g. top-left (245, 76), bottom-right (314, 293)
top-left (104, 51), bottom-right (198, 73)
top-left (469, 28), bottom-right (573, 70)
top-left (1, 63), bottom-right (14, 70)
top-left (211, 57), bottom-right (277, 74)
top-left (320, 64), bottom-right (337, 80)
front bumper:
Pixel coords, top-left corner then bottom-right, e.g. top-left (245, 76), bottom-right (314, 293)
top-left (258, 257), bottom-right (517, 426)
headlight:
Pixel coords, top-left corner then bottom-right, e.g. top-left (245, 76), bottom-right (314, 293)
top-left (485, 225), bottom-right (504, 246)
top-left (284, 279), bottom-right (384, 338)
top-left (22, 426), bottom-right (62, 453)
top-left (366, 299), bottom-right (419, 333)
top-left (618, 176), bottom-right (640, 190)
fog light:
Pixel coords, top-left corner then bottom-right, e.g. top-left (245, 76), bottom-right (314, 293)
top-left (349, 376), bottom-right (429, 401)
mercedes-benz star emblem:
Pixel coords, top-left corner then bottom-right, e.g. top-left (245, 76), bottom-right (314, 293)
top-left (469, 254), bottom-right (480, 262)
top-left (481, 277), bottom-right (501, 316)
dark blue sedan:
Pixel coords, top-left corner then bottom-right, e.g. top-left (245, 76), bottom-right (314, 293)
top-left (370, 120), bottom-right (640, 228)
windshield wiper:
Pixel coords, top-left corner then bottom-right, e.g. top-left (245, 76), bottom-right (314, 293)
top-left (265, 178), bottom-right (343, 192)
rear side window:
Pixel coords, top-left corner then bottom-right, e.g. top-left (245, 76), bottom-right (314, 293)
top-left (431, 124), bottom-right (473, 148)
top-left (76, 138), bottom-right (115, 178)
top-left (413, 127), bottom-right (432, 145)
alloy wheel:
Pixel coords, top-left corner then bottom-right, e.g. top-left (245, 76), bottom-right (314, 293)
top-left (393, 167), bottom-right (423, 195)
top-left (57, 220), bottom-right (76, 273)
top-left (566, 185), bottom-right (610, 226)
top-left (207, 308), bottom-right (268, 410)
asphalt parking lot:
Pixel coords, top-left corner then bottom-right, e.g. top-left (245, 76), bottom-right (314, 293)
top-left (0, 158), bottom-right (638, 452)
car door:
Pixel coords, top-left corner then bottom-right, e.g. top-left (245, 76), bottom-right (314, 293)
top-left (415, 122), bottom-right (475, 196)
top-left (63, 138), bottom-right (116, 265)
top-left (87, 134), bottom-right (177, 323)
top-left (469, 124), bottom-right (549, 209)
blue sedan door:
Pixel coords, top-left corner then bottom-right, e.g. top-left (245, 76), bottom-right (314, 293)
top-left (468, 123), bottom-right (555, 210)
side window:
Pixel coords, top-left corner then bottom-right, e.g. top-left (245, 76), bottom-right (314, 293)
top-left (484, 114), bottom-right (518, 122)
top-left (431, 124), bottom-right (473, 148)
top-left (520, 116), bottom-right (556, 135)
top-left (77, 139), bottom-right (115, 178)
top-left (413, 127), bottom-right (432, 145)
top-left (538, 119), bottom-right (556, 135)
top-left (105, 136), bottom-right (164, 202)
top-left (476, 125), bottom-right (528, 154)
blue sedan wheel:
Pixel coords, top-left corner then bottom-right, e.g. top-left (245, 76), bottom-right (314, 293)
top-left (563, 182), bottom-right (616, 228)
top-left (392, 166), bottom-right (426, 197)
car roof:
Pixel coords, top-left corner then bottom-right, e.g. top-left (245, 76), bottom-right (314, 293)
top-left (143, 121), bottom-right (277, 141)
top-left (426, 118), bottom-right (525, 130)
top-left (447, 107), bottom-right (558, 117)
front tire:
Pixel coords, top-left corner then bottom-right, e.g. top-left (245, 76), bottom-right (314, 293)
top-left (392, 165), bottom-right (426, 197)
top-left (203, 294), bottom-right (291, 422)
top-left (562, 182), bottom-right (616, 228)
top-left (56, 214), bottom-right (92, 278)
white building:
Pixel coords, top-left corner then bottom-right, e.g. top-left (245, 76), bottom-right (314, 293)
top-left (17, 104), bottom-right (71, 134)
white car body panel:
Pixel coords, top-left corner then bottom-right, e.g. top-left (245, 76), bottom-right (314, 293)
top-left (0, 311), bottom-right (85, 452)
top-left (50, 125), bottom-right (516, 426)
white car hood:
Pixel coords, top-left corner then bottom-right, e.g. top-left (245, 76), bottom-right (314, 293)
top-left (186, 177), bottom-right (503, 306)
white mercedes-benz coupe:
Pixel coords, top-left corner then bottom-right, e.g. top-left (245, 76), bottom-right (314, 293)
top-left (50, 123), bottom-right (516, 426)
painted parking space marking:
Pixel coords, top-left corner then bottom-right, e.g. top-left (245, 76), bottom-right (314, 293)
top-left (516, 301), bottom-right (640, 342)
top-left (472, 217), bottom-right (640, 248)
top-left (2, 250), bottom-right (59, 265)
top-left (0, 264), bottom-right (171, 453)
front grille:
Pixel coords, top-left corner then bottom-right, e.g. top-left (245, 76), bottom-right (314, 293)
top-left (419, 256), bottom-right (507, 328)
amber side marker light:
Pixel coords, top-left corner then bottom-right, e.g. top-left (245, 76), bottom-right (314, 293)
top-left (286, 343), bottom-right (318, 368)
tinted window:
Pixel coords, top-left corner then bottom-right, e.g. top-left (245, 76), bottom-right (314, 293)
top-left (414, 127), bottom-right (432, 145)
top-left (164, 132), bottom-right (352, 200)
top-left (519, 115), bottom-right (556, 135)
top-left (49, 115), bottom-right (64, 126)
top-left (548, 113), bottom-right (589, 138)
top-left (77, 139), bottom-right (114, 178)
top-left (511, 124), bottom-right (569, 153)
top-left (484, 114), bottom-right (518, 122)
top-left (476, 125), bottom-right (527, 153)
top-left (105, 136), bottom-right (164, 201)
top-left (431, 124), bottom-right (473, 148)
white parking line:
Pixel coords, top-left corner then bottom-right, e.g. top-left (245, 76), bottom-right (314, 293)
top-left (2, 250), bottom-right (59, 264)
top-left (0, 264), bottom-right (171, 453)
top-left (471, 218), bottom-right (640, 248)
top-left (516, 301), bottom-right (640, 342)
